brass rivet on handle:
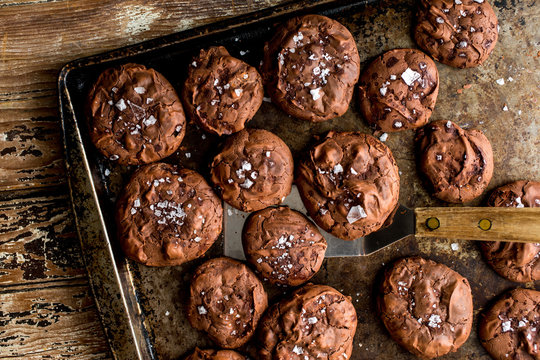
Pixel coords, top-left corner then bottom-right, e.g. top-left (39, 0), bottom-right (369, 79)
top-left (478, 218), bottom-right (492, 231)
top-left (425, 217), bottom-right (440, 231)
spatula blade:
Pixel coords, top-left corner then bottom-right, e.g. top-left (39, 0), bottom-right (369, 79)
top-left (223, 185), bottom-right (414, 259)
top-left (362, 204), bottom-right (415, 255)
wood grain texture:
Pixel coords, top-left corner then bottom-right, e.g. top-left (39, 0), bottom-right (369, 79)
top-left (415, 207), bottom-right (540, 242)
top-left (0, 0), bottom-right (290, 191)
top-left (0, 194), bottom-right (85, 285)
top-left (0, 119), bottom-right (65, 190)
top-left (0, 1), bottom-right (287, 358)
top-left (0, 280), bottom-right (110, 359)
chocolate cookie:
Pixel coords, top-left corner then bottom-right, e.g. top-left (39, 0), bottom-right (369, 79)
top-left (415, 120), bottom-right (493, 203)
top-left (210, 128), bottom-right (294, 212)
top-left (378, 257), bottom-right (474, 359)
top-left (185, 348), bottom-right (246, 360)
top-left (87, 63), bottom-right (186, 164)
top-left (358, 48), bottom-right (439, 132)
top-left (414, 0), bottom-right (499, 68)
top-left (258, 284), bottom-right (357, 360)
top-left (182, 46), bottom-right (263, 136)
top-left (116, 163), bottom-right (222, 266)
top-left (480, 181), bottom-right (540, 283)
top-left (187, 257), bottom-right (268, 349)
top-left (479, 288), bottom-right (540, 360)
top-left (296, 131), bottom-right (400, 240)
top-left (261, 14), bottom-right (360, 122)
top-left (242, 206), bottom-right (327, 286)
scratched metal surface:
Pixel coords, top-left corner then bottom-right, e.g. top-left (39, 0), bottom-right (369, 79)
top-left (60, 0), bottom-right (540, 359)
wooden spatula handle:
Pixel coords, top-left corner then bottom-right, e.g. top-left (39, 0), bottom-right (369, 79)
top-left (415, 207), bottom-right (540, 242)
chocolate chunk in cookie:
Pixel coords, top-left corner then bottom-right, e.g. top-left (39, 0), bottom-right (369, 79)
top-left (378, 257), bottom-right (473, 359)
top-left (182, 46), bottom-right (264, 136)
top-left (87, 63), bottom-right (186, 164)
top-left (210, 128), bottom-right (294, 212)
top-left (258, 284), bottom-right (357, 360)
top-left (481, 181), bottom-right (540, 282)
top-left (480, 288), bottom-right (540, 360)
top-left (116, 163), bottom-right (222, 266)
top-left (296, 131), bottom-right (400, 240)
top-left (185, 348), bottom-right (247, 360)
top-left (242, 206), bottom-right (327, 286)
top-left (358, 48), bottom-right (439, 132)
top-left (415, 120), bottom-right (493, 203)
top-left (261, 14), bottom-right (360, 122)
top-left (414, 0), bottom-right (499, 68)
top-left (187, 257), bottom-right (268, 349)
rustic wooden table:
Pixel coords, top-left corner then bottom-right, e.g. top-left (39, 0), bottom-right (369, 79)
top-left (0, 1), bottom-right (287, 358)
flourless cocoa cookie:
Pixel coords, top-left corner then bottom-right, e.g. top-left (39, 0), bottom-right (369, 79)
top-left (414, 0), bottom-right (499, 68)
top-left (296, 131), bottom-right (400, 240)
top-left (187, 257), bottom-right (268, 349)
top-left (87, 63), bottom-right (186, 164)
top-left (480, 181), bottom-right (540, 282)
top-left (261, 14), bottom-right (360, 122)
top-left (182, 46), bottom-right (263, 136)
top-left (378, 257), bottom-right (474, 359)
top-left (415, 120), bottom-right (493, 203)
top-left (242, 206), bottom-right (327, 286)
top-left (358, 48), bottom-right (439, 132)
top-left (210, 128), bottom-right (294, 212)
top-left (479, 288), bottom-right (540, 360)
top-left (185, 348), bottom-right (246, 360)
top-left (258, 284), bottom-right (357, 360)
top-left (116, 163), bottom-right (222, 266)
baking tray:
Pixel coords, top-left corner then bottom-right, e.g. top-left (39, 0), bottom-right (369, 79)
top-left (58, 0), bottom-right (540, 359)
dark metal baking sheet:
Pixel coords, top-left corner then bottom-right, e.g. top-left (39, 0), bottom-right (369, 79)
top-left (59, 0), bottom-right (540, 359)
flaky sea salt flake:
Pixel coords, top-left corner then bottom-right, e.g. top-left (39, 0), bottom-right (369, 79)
top-left (198, 306), bottom-right (207, 315)
top-left (501, 320), bottom-right (512, 332)
top-left (401, 68), bottom-right (422, 86)
top-left (115, 98), bottom-right (127, 111)
top-left (347, 205), bottom-right (367, 224)
top-left (293, 345), bottom-right (303, 355)
top-left (310, 87), bottom-right (322, 101)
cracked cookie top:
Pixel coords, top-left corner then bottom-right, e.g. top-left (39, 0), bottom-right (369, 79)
top-left (261, 14), bottom-right (360, 122)
top-left (242, 206), bottom-right (327, 286)
top-left (182, 46), bottom-right (264, 136)
top-left (414, 0), bottom-right (498, 68)
top-left (210, 128), bottom-right (294, 212)
top-left (378, 257), bottom-right (474, 359)
top-left (296, 131), bottom-right (400, 240)
top-left (415, 120), bottom-right (493, 203)
top-left (116, 163), bottom-right (222, 266)
top-left (87, 63), bottom-right (186, 164)
top-left (480, 180), bottom-right (540, 282)
top-left (480, 288), bottom-right (540, 360)
top-left (258, 284), bottom-right (357, 360)
top-left (187, 257), bottom-right (268, 349)
top-left (358, 48), bottom-right (439, 132)
top-left (185, 348), bottom-right (247, 360)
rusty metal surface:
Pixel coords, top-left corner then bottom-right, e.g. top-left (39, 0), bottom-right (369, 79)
top-left (59, 0), bottom-right (540, 359)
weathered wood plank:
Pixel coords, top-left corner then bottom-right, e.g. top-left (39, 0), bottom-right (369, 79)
top-left (0, 195), bottom-right (85, 285)
top-left (0, 120), bottom-right (66, 190)
top-left (0, 0), bottom-right (289, 99)
top-left (0, 0), bottom-right (289, 192)
top-left (0, 280), bottom-right (111, 359)
top-left (0, 2), bottom-right (285, 358)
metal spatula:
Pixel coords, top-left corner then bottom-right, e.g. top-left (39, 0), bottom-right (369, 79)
top-left (224, 185), bottom-right (540, 259)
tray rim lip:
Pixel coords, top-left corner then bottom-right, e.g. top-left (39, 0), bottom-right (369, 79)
top-left (57, 0), bottom-right (379, 359)
top-left (58, 73), bottom-right (147, 359)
